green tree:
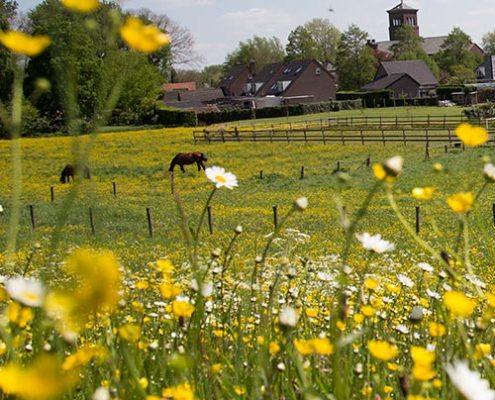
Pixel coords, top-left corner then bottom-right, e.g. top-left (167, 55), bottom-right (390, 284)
top-left (224, 36), bottom-right (285, 72)
top-left (335, 24), bottom-right (377, 90)
top-left (0, 0), bottom-right (17, 102)
top-left (390, 26), bottom-right (440, 79)
top-left (436, 27), bottom-right (481, 76)
top-left (286, 18), bottom-right (340, 63)
top-left (200, 64), bottom-right (224, 88)
top-left (448, 65), bottom-right (476, 84)
top-left (482, 30), bottom-right (495, 55)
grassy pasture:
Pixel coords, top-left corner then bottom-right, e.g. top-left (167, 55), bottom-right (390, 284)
top-left (2, 107), bottom-right (495, 399)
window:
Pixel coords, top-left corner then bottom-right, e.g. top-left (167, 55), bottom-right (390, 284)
top-left (315, 67), bottom-right (321, 75)
top-left (295, 66), bottom-right (303, 74)
top-left (283, 68), bottom-right (291, 74)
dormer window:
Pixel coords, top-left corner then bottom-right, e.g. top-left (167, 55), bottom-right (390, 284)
top-left (315, 67), bottom-right (321, 75)
top-left (295, 66), bottom-right (303, 74)
top-left (283, 68), bottom-right (291, 74)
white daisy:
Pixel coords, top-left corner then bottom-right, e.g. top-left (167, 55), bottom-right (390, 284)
top-left (279, 306), bottom-right (298, 327)
top-left (385, 155), bottom-right (404, 175)
top-left (0, 204), bottom-right (3, 213)
top-left (356, 233), bottom-right (395, 253)
top-left (205, 166), bottom-right (238, 189)
top-left (92, 387), bottom-right (110, 400)
top-left (4, 277), bottom-right (45, 307)
top-left (446, 360), bottom-right (495, 400)
top-left (293, 197), bottom-right (308, 211)
top-left (426, 288), bottom-right (441, 300)
top-left (397, 274), bottom-right (414, 288)
top-left (418, 262), bottom-right (434, 273)
top-left (484, 163), bottom-right (495, 182)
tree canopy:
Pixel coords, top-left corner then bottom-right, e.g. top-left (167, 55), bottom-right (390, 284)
top-left (482, 30), bottom-right (495, 55)
top-left (224, 36), bottom-right (285, 73)
top-left (0, 0), bottom-right (17, 101)
top-left (286, 18), bottom-right (340, 63)
top-left (335, 24), bottom-right (377, 90)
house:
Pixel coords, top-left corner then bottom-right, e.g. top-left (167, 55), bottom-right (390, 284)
top-left (219, 64), bottom-right (253, 97)
top-left (362, 60), bottom-right (438, 98)
top-left (368, 2), bottom-right (484, 60)
top-left (476, 55), bottom-right (495, 82)
top-left (163, 82), bottom-right (197, 92)
top-left (243, 62), bottom-right (284, 96)
top-left (163, 88), bottom-right (224, 111)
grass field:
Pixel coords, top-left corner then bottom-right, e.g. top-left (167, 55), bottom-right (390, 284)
top-left (2, 106), bottom-right (495, 399)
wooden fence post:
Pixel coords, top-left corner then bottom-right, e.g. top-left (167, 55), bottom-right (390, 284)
top-left (50, 186), bottom-right (55, 203)
top-left (89, 207), bottom-right (95, 235)
top-left (381, 129), bottom-right (386, 146)
top-left (336, 161), bottom-right (341, 172)
top-left (415, 206), bottom-right (420, 234)
top-left (300, 166), bottom-right (305, 180)
top-left (493, 203), bottom-right (495, 226)
top-left (29, 205), bottom-right (36, 230)
top-left (444, 145), bottom-right (448, 154)
top-left (260, 170), bottom-right (263, 179)
top-left (146, 207), bottom-right (153, 238)
top-left (425, 144), bottom-right (430, 161)
top-left (366, 156), bottom-right (371, 167)
top-left (112, 182), bottom-right (117, 198)
top-left (273, 206), bottom-right (278, 229)
top-left (207, 206), bottom-right (213, 235)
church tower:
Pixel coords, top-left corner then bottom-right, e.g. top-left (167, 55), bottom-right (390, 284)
top-left (388, 1), bottom-right (419, 41)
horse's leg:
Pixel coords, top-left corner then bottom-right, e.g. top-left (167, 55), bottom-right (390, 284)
top-left (196, 161), bottom-right (201, 171)
top-left (201, 161), bottom-right (206, 170)
top-left (180, 164), bottom-right (185, 173)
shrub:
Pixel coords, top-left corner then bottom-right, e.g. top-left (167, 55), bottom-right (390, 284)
top-left (156, 108), bottom-right (197, 127)
top-left (337, 90), bottom-right (392, 108)
top-left (436, 85), bottom-right (465, 100)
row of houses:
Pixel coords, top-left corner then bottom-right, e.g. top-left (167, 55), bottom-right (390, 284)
top-left (163, 1), bottom-right (492, 111)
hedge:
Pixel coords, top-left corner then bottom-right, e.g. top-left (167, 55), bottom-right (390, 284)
top-left (436, 85), bottom-right (466, 100)
top-left (337, 90), bottom-right (392, 107)
top-left (196, 100), bottom-right (362, 125)
top-left (155, 108), bottom-right (198, 127)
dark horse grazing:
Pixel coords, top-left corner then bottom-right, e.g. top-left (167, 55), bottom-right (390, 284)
top-left (168, 152), bottom-right (207, 173)
top-left (60, 164), bottom-right (91, 183)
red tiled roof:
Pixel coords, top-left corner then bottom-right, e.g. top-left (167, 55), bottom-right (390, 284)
top-left (163, 82), bottom-right (197, 92)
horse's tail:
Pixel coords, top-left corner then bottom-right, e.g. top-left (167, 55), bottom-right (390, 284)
top-left (60, 167), bottom-right (67, 183)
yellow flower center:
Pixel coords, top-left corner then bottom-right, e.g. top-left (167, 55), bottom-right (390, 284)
top-left (215, 175), bottom-right (226, 183)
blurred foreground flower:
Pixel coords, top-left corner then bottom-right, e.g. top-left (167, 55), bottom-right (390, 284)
top-left (162, 382), bottom-right (195, 400)
top-left (0, 204), bottom-right (3, 213)
top-left (45, 248), bottom-right (122, 333)
top-left (120, 17), bottom-right (170, 54)
top-left (447, 192), bottom-right (474, 214)
top-left (411, 187), bottom-right (434, 200)
top-left (444, 291), bottom-right (476, 318)
top-left (356, 233), bottom-right (394, 253)
top-left (455, 123), bottom-right (489, 147)
top-left (484, 163), bottom-right (495, 182)
top-left (61, 0), bottom-right (100, 12)
top-left (372, 155), bottom-right (403, 183)
top-left (367, 340), bottom-right (398, 361)
top-left (293, 197), bottom-right (308, 211)
top-left (0, 31), bottom-right (51, 56)
top-left (279, 306), bottom-right (298, 327)
top-left (205, 166), bottom-right (238, 189)
top-left (446, 360), bottom-right (495, 400)
top-left (0, 355), bottom-right (79, 400)
top-left (5, 277), bottom-right (45, 307)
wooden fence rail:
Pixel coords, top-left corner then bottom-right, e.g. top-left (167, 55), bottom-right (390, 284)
top-left (194, 126), bottom-right (495, 145)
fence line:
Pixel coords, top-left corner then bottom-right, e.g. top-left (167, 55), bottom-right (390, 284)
top-left (194, 126), bottom-right (495, 145)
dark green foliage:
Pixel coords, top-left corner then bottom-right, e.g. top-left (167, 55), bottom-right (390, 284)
top-left (464, 102), bottom-right (495, 119)
top-left (0, 0), bottom-right (17, 102)
top-left (337, 90), bottom-right (437, 108)
top-left (196, 100), bottom-right (362, 125)
top-left (155, 108), bottom-right (197, 127)
top-left (335, 25), bottom-right (377, 90)
top-left (436, 85), bottom-right (466, 100)
top-left (224, 36), bottom-right (285, 72)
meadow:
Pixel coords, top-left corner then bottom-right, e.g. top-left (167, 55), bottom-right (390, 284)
top-left (1, 106), bottom-right (495, 399)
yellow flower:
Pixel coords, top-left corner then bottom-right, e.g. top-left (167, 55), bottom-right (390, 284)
top-left (172, 300), bottom-right (195, 318)
top-left (0, 31), bottom-right (51, 56)
top-left (120, 17), bottom-right (170, 54)
top-left (412, 187), bottom-right (435, 200)
top-left (353, 313), bottom-right (364, 324)
top-left (269, 341), bottom-right (280, 355)
top-left (361, 386), bottom-right (372, 396)
top-left (384, 386), bottom-right (393, 393)
top-left (312, 338), bottom-right (334, 355)
top-left (293, 339), bottom-right (313, 356)
top-left (160, 282), bottom-right (182, 299)
top-left (233, 385), bottom-right (246, 395)
top-left (157, 259), bottom-right (174, 276)
top-left (162, 382), bottom-right (194, 400)
top-left (62, 344), bottom-right (107, 370)
top-left (372, 156), bottom-right (404, 182)
top-left (411, 346), bottom-right (435, 366)
top-left (7, 302), bottom-right (33, 327)
top-left (428, 322), bottom-right (446, 337)
top-left (61, 0), bottom-right (100, 12)
top-left (361, 305), bottom-right (376, 317)
top-left (368, 340), bottom-right (399, 361)
top-left (444, 291), bottom-right (476, 318)
top-left (364, 278), bottom-right (379, 290)
top-left (0, 355), bottom-right (79, 400)
top-left (486, 293), bottom-right (495, 308)
top-left (455, 123), bottom-right (489, 147)
top-left (305, 308), bottom-right (318, 318)
top-left (447, 192), bottom-right (474, 214)
top-left (118, 324), bottom-right (141, 342)
top-left (211, 363), bottom-right (222, 374)
top-left (474, 343), bottom-right (491, 359)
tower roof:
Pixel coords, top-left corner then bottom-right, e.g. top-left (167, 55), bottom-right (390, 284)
top-left (388, 2), bottom-right (418, 13)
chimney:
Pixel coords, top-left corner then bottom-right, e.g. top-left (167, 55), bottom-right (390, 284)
top-left (249, 59), bottom-right (256, 75)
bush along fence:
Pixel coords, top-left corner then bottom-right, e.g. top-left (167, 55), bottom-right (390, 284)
top-left (193, 115), bottom-right (489, 145)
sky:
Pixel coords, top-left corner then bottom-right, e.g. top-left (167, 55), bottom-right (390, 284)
top-left (16, 0), bottom-right (495, 68)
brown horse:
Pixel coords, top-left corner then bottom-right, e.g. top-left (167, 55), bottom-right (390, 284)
top-left (60, 164), bottom-right (91, 183)
top-left (168, 152), bottom-right (207, 173)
